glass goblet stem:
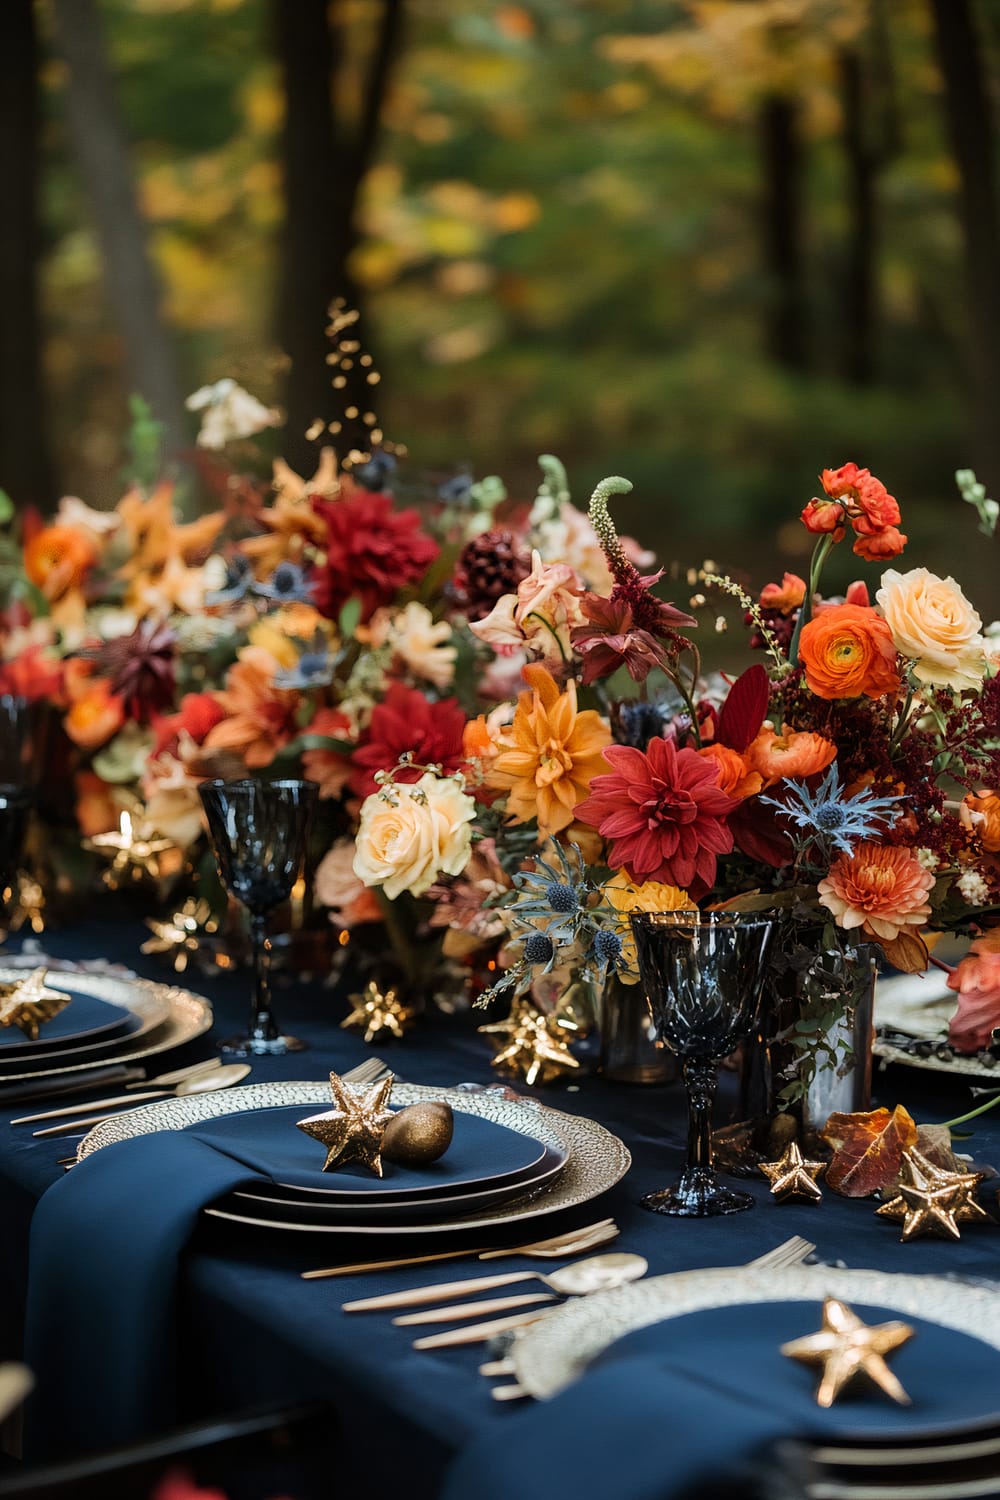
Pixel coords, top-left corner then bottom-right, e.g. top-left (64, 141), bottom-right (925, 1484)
top-left (248, 913), bottom-right (280, 1047)
top-left (683, 1056), bottom-right (717, 1175)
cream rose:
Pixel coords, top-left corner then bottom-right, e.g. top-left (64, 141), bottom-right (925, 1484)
top-left (876, 567), bottom-right (985, 691)
top-left (353, 772), bottom-right (475, 899)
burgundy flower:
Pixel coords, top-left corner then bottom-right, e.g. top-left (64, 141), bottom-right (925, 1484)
top-left (97, 620), bottom-right (177, 723)
top-left (312, 491), bottom-right (439, 622)
top-left (571, 595), bottom-right (669, 684)
top-left (350, 682), bottom-right (467, 799)
top-left (576, 735), bottom-right (737, 893)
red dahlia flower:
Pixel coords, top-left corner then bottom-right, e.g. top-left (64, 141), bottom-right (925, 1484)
top-left (311, 491), bottom-right (439, 622)
top-left (350, 682), bottom-right (467, 799)
top-left (577, 735), bottom-right (738, 893)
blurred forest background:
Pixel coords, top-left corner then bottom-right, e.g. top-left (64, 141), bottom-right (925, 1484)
top-left (2, 0), bottom-right (999, 605)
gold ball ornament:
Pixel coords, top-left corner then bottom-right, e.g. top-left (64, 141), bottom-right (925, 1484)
top-left (781, 1297), bottom-right (915, 1408)
top-left (382, 1102), bottom-right (454, 1165)
top-left (478, 997), bottom-right (580, 1086)
top-left (758, 1140), bottom-right (826, 1203)
top-left (341, 980), bottom-right (417, 1044)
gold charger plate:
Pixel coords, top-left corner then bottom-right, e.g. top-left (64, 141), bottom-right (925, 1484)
top-left (77, 1081), bottom-right (631, 1236)
top-left (509, 1264), bottom-right (1000, 1404)
top-left (874, 974), bottom-right (999, 1083)
top-left (0, 969), bottom-right (212, 1082)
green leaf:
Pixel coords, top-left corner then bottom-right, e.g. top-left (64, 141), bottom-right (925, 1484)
top-left (0, 491), bottom-right (14, 526)
top-left (338, 596), bottom-right (362, 638)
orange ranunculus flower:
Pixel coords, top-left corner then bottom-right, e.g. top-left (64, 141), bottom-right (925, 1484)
top-left (486, 664), bottom-right (611, 838)
top-left (202, 646), bottom-right (299, 770)
top-left (24, 526), bottom-right (97, 601)
top-left (960, 790), bottom-right (1000, 853)
top-left (818, 841), bottom-right (934, 943)
top-left (745, 724), bottom-right (837, 788)
top-left (64, 681), bottom-right (125, 751)
top-left (697, 743), bottom-right (763, 800)
top-left (798, 602), bottom-right (900, 700)
top-left (852, 525), bottom-right (907, 562)
top-left (759, 573), bottom-right (806, 615)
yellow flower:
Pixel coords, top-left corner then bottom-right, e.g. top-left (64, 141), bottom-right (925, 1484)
top-left (876, 567), bottom-right (985, 692)
top-left (486, 665), bottom-right (611, 838)
top-left (248, 605), bottom-right (335, 671)
top-left (353, 772), bottom-right (476, 900)
top-left (603, 871), bottom-right (694, 981)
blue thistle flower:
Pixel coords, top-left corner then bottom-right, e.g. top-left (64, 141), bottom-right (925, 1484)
top-left (523, 932), bottom-right (555, 965)
top-left (254, 561), bottom-right (316, 604)
top-left (546, 881), bottom-right (578, 913)
top-left (592, 929), bottom-right (623, 974)
top-left (762, 766), bottom-right (901, 856)
top-left (206, 553), bottom-right (253, 605)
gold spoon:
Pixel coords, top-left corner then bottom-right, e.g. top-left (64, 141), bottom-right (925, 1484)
top-left (345, 1250), bottom-right (649, 1316)
top-left (29, 1064), bottom-right (252, 1137)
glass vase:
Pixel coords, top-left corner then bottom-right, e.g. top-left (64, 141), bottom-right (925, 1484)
top-left (599, 972), bottom-right (677, 1085)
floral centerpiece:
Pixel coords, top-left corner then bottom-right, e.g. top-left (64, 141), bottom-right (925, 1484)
top-left (2, 382), bottom-right (999, 1096)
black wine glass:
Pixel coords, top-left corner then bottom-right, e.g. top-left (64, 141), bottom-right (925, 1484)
top-left (630, 910), bottom-right (776, 1217)
top-left (0, 786), bottom-right (32, 907)
top-left (199, 778), bottom-right (318, 1056)
top-left (0, 695), bottom-right (45, 790)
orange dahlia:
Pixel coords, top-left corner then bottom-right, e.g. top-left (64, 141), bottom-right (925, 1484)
top-left (818, 842), bottom-right (934, 943)
top-left (202, 647), bottom-right (300, 770)
top-left (486, 664), bottom-right (611, 838)
top-left (24, 525), bottom-right (97, 601)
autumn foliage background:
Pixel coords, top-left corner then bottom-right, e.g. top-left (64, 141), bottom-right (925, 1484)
top-left (2, 0), bottom-right (999, 614)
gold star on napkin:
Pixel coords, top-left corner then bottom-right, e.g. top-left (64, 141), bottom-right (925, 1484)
top-left (759, 1140), bottom-right (826, 1203)
top-left (877, 1148), bottom-right (989, 1235)
top-left (341, 980), bottom-right (416, 1044)
top-left (781, 1297), bottom-right (914, 1407)
top-left (296, 1070), bottom-right (395, 1175)
top-left (0, 968), bottom-right (72, 1040)
top-left (478, 997), bottom-right (580, 1086)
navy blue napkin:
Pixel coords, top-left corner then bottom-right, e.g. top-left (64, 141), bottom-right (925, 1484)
top-left (442, 1301), bottom-right (1000, 1500)
top-left (23, 1133), bottom-right (260, 1459)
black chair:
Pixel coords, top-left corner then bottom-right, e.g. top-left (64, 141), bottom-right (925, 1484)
top-left (0, 1403), bottom-right (335, 1500)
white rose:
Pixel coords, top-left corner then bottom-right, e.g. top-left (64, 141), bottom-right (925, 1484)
top-left (876, 567), bottom-right (985, 691)
top-left (353, 772), bottom-right (475, 899)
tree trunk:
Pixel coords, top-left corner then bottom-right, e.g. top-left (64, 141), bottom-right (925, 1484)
top-left (839, 49), bottom-right (877, 384)
top-left (275, 0), bottom-right (403, 471)
top-left (759, 94), bottom-right (808, 371)
top-left (49, 0), bottom-right (187, 465)
top-left (927, 0), bottom-right (1000, 494)
top-left (0, 0), bottom-right (51, 507)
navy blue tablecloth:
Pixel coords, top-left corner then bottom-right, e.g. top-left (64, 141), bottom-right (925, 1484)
top-left (1, 919), bottom-right (999, 1499)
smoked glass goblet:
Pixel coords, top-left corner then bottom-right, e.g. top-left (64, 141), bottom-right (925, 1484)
top-left (630, 910), bottom-right (776, 1217)
top-left (199, 778), bottom-right (318, 1056)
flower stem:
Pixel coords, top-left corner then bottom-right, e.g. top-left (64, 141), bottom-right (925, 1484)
top-left (787, 534), bottom-right (833, 667)
top-left (940, 1091), bottom-right (1000, 1130)
top-left (526, 611), bottom-right (569, 664)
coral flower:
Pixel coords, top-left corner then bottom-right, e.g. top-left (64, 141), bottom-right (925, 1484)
top-left (802, 463), bottom-right (907, 561)
top-left (350, 683), bottom-right (467, 800)
top-left (759, 573), bottom-right (806, 615)
top-left (697, 743), bottom-right (763, 800)
top-left (202, 647), bottom-right (299, 769)
top-left (798, 603), bottom-right (900, 700)
top-left (818, 841), bottom-right (934, 942)
top-left (959, 790), bottom-right (1000, 853)
top-left (745, 725), bottom-right (837, 788)
top-left (947, 932), bottom-right (1000, 1053)
top-left (487, 665), bottom-right (612, 839)
top-left (577, 735), bottom-right (737, 892)
top-left (151, 693), bottom-right (227, 760)
top-left (301, 706), bottom-right (354, 799)
top-left (64, 681), bottom-right (125, 751)
top-left (24, 526), bottom-right (97, 601)
top-left (0, 646), bottom-right (63, 703)
top-left (74, 771), bottom-right (123, 837)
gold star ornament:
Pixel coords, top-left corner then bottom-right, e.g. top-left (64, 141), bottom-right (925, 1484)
top-left (141, 899), bottom-right (220, 973)
top-left (759, 1140), bottom-right (826, 1203)
top-left (478, 997), bottom-right (580, 1086)
top-left (0, 968), bottom-right (72, 1040)
top-left (296, 1070), bottom-right (395, 1175)
top-left (84, 809), bottom-right (174, 889)
top-left (341, 981), bottom-right (416, 1044)
top-left (781, 1298), bottom-right (915, 1408)
top-left (877, 1148), bottom-right (989, 1239)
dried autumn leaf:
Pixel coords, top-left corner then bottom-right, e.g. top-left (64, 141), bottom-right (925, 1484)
top-left (878, 930), bottom-right (929, 974)
top-left (820, 1105), bottom-right (918, 1198)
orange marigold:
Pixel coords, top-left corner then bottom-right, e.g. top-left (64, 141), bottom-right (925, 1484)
top-left (202, 646), bottom-right (300, 770)
top-left (24, 526), bottom-right (97, 601)
top-left (818, 841), bottom-right (934, 943)
top-left (745, 724), bottom-right (837, 789)
top-left (798, 602), bottom-right (900, 700)
top-left (486, 664), bottom-right (611, 838)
